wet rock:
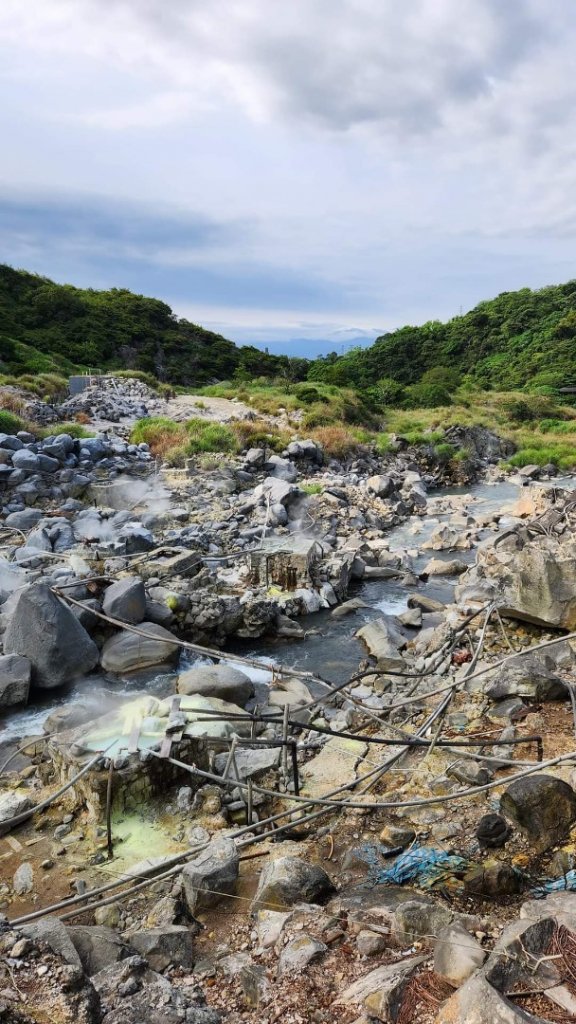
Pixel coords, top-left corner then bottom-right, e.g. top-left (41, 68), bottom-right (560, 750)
top-left (331, 598), bottom-right (371, 619)
top-left (181, 837), bottom-right (239, 914)
top-left (356, 615), bottom-right (407, 671)
top-left (0, 653), bottom-right (31, 707)
top-left (252, 856), bottom-right (335, 911)
top-left (102, 578), bottom-right (147, 625)
top-left (434, 921), bottom-right (487, 987)
top-left (100, 621), bottom-right (180, 673)
top-left (277, 934), bottom-right (327, 976)
top-left (68, 924), bottom-right (132, 975)
top-left (4, 582), bottom-right (99, 688)
top-left (422, 557), bottom-right (468, 576)
top-left (500, 774), bottom-right (576, 853)
top-left (127, 926), bottom-right (193, 971)
top-left (177, 664), bottom-right (254, 706)
top-left (0, 791), bottom-right (33, 836)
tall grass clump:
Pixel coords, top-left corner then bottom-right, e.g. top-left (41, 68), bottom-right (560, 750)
top-left (186, 419), bottom-right (238, 454)
top-left (130, 417), bottom-right (187, 458)
top-left (310, 425), bottom-right (360, 459)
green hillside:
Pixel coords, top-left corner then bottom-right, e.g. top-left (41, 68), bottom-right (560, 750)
top-left (309, 281), bottom-right (576, 402)
top-left (0, 265), bottom-right (309, 386)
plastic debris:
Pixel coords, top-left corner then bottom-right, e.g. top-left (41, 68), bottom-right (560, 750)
top-left (532, 870), bottom-right (576, 897)
top-left (376, 845), bottom-right (469, 889)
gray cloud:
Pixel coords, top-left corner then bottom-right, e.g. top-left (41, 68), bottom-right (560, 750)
top-left (73, 0), bottom-right (556, 135)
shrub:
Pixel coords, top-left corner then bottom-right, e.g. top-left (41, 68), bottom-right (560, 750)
top-left (294, 383), bottom-right (329, 405)
top-left (164, 444), bottom-right (189, 467)
top-left (0, 410), bottom-right (24, 434)
top-left (301, 482), bottom-right (323, 495)
top-left (230, 418), bottom-right (288, 453)
top-left (311, 425), bottom-right (359, 459)
top-left (403, 429), bottom-right (445, 446)
top-left (434, 442), bottom-right (456, 464)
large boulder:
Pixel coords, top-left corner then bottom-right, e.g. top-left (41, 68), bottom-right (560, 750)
top-left (177, 665), bottom-right (254, 707)
top-left (356, 615), bottom-right (406, 672)
top-left (0, 653), bottom-right (31, 707)
top-left (102, 578), bottom-right (146, 625)
top-left (3, 583), bottom-right (99, 689)
top-left (252, 856), bottom-right (335, 911)
top-left (127, 926), bottom-right (193, 971)
top-left (181, 837), bottom-right (239, 914)
top-left (434, 921), bottom-right (487, 987)
top-left (91, 955), bottom-right (221, 1024)
top-left (500, 774), bottom-right (576, 853)
top-left (100, 622), bottom-right (180, 673)
top-left (456, 532), bottom-right (576, 629)
top-left (67, 924), bottom-right (132, 975)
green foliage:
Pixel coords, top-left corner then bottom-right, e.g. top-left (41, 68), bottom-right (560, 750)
top-left (301, 482), bottom-right (323, 495)
top-left (433, 442), bottom-right (456, 463)
top-left (0, 265), bottom-right (311, 387)
top-left (308, 280), bottom-right (576, 394)
top-left (185, 419), bottom-right (238, 454)
top-left (402, 429), bottom-right (445, 445)
top-left (374, 432), bottom-right (392, 454)
top-left (41, 422), bottom-right (94, 439)
top-left (507, 444), bottom-right (576, 470)
top-left (0, 410), bottom-right (24, 433)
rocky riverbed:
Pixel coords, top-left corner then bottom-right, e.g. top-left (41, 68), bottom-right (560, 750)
top-left (3, 380), bottom-right (576, 1023)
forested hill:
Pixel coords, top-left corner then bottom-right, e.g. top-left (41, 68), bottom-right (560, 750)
top-left (0, 265), bottom-right (310, 386)
top-left (310, 281), bottom-right (576, 398)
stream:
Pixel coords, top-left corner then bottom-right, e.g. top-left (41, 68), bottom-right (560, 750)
top-left (1, 474), bottom-right (572, 747)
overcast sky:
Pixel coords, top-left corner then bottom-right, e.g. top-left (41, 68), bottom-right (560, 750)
top-left (2, 0), bottom-right (576, 353)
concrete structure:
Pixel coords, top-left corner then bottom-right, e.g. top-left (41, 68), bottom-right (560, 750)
top-left (249, 536), bottom-right (321, 591)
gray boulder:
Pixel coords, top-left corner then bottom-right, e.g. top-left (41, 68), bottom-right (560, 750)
top-left (434, 921), bottom-right (487, 987)
top-left (127, 926), bottom-right (193, 971)
top-left (3, 583), bottom-right (99, 689)
top-left (500, 774), bottom-right (576, 853)
top-left (0, 653), bottom-right (31, 707)
top-left (177, 665), bottom-right (254, 706)
top-left (252, 856), bottom-right (335, 911)
top-left (102, 578), bottom-right (147, 625)
top-left (67, 924), bottom-right (132, 975)
top-left (484, 650), bottom-right (570, 702)
top-left (100, 622), bottom-right (180, 673)
top-left (21, 916), bottom-right (82, 968)
top-left (181, 837), bottom-right (239, 914)
top-left (0, 791), bottom-right (33, 836)
top-left (91, 955), bottom-right (222, 1024)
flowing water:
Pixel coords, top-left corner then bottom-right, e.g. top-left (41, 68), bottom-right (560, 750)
top-left (1, 474), bottom-right (573, 746)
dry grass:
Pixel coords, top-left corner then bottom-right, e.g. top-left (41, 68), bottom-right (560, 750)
top-left (311, 425), bottom-right (361, 459)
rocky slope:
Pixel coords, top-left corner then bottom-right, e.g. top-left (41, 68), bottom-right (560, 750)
top-left (2, 379), bottom-right (576, 1023)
